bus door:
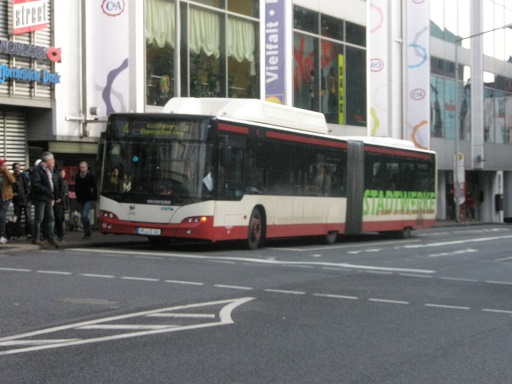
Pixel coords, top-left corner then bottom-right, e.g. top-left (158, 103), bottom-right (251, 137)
top-left (345, 140), bottom-right (365, 234)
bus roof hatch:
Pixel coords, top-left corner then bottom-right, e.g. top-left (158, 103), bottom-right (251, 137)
top-left (162, 97), bottom-right (329, 135)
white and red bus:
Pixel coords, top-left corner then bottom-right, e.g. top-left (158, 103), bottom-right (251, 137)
top-left (98, 98), bottom-right (436, 248)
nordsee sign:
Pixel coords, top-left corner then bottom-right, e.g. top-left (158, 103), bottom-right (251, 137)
top-left (0, 64), bottom-right (60, 84)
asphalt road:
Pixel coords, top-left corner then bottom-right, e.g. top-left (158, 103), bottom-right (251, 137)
top-left (1, 224), bottom-right (512, 383)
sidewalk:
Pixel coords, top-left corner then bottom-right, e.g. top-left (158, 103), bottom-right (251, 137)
top-left (0, 229), bottom-right (146, 254)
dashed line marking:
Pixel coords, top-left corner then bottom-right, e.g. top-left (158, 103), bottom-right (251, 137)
top-left (440, 277), bottom-right (478, 283)
top-left (264, 289), bottom-right (306, 295)
top-left (481, 309), bottom-right (512, 314)
top-left (485, 280), bottom-right (512, 286)
top-left (313, 293), bottom-right (358, 300)
top-left (121, 276), bottom-right (160, 282)
top-left (36, 270), bottom-right (72, 275)
top-left (164, 279), bottom-right (204, 286)
top-left (0, 267), bottom-right (31, 272)
top-left (425, 304), bottom-right (470, 310)
top-left (214, 284), bottom-right (254, 291)
top-left (369, 298), bottom-right (409, 305)
top-left (399, 273), bottom-right (433, 279)
top-left (79, 273), bottom-right (115, 279)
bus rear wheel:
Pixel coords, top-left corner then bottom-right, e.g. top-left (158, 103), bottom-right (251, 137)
top-left (247, 208), bottom-right (263, 250)
top-left (325, 231), bottom-right (338, 245)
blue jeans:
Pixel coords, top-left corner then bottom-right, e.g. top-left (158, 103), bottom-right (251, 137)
top-left (79, 200), bottom-right (93, 236)
top-left (33, 200), bottom-right (55, 242)
top-left (0, 200), bottom-right (11, 238)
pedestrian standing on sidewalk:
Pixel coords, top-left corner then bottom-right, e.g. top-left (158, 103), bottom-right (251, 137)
top-left (75, 161), bottom-right (98, 239)
top-left (12, 162), bottom-right (33, 239)
top-left (30, 152), bottom-right (60, 248)
top-left (0, 159), bottom-right (17, 244)
top-left (53, 168), bottom-right (69, 242)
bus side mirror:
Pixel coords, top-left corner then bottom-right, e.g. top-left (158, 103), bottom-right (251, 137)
top-left (220, 146), bottom-right (232, 166)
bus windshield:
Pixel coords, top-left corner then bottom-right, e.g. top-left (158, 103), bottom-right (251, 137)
top-left (100, 115), bottom-right (215, 206)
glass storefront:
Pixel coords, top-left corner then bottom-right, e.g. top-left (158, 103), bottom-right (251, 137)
top-left (292, 5), bottom-right (366, 127)
top-left (145, 0), bottom-right (259, 106)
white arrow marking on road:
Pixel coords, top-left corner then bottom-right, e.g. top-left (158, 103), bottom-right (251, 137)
top-left (0, 297), bottom-right (254, 356)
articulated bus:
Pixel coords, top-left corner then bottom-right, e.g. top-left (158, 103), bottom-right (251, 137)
top-left (98, 98), bottom-right (436, 249)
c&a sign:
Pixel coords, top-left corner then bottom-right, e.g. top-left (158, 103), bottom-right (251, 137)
top-left (9, 0), bottom-right (49, 35)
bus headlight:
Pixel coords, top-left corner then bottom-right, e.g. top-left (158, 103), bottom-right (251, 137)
top-left (100, 210), bottom-right (118, 220)
top-left (182, 216), bottom-right (208, 224)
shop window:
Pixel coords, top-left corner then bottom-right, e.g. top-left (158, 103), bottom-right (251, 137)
top-left (193, 0), bottom-right (223, 8)
top-left (227, 17), bottom-right (259, 98)
top-left (346, 21), bottom-right (366, 47)
top-left (293, 33), bottom-right (317, 111)
top-left (321, 14), bottom-right (344, 41)
top-left (227, 0), bottom-right (259, 17)
top-left (145, 0), bottom-right (176, 106)
top-left (345, 46), bottom-right (366, 126)
top-left (321, 41), bottom-right (344, 123)
top-left (293, 6), bottom-right (318, 34)
top-left (188, 7), bottom-right (222, 97)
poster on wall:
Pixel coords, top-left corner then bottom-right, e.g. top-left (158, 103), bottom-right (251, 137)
top-left (368, 0), bottom-right (390, 137)
top-left (88, 0), bottom-right (130, 115)
top-left (406, 0), bottom-right (430, 149)
top-left (264, 0), bottom-right (286, 105)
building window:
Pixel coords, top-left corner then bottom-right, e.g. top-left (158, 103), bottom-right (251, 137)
top-left (145, 0), bottom-right (176, 106)
top-left (188, 7), bottom-right (222, 97)
top-left (293, 9), bottom-right (366, 126)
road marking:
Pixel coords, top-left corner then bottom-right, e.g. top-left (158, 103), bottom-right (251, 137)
top-left (428, 248), bottom-right (478, 258)
top-left (424, 303), bottom-right (470, 310)
top-left (69, 248), bottom-right (436, 275)
top-left (79, 273), bottom-right (115, 279)
top-left (121, 276), bottom-right (160, 282)
top-left (481, 309), bottom-right (512, 314)
top-left (313, 293), bottom-right (358, 300)
top-left (36, 270), bottom-right (72, 275)
top-left (369, 298), bottom-right (409, 305)
top-left (485, 280), bottom-right (512, 286)
top-left (404, 234), bottom-right (512, 249)
top-left (147, 313), bottom-right (215, 319)
top-left (264, 289), bottom-right (306, 295)
top-left (164, 279), bottom-right (204, 286)
top-left (440, 277), bottom-right (478, 283)
top-left (399, 273), bottom-right (433, 279)
top-left (0, 297), bottom-right (254, 356)
top-left (495, 256), bottom-right (512, 261)
top-left (0, 267), bottom-right (31, 272)
top-left (214, 284), bottom-right (254, 290)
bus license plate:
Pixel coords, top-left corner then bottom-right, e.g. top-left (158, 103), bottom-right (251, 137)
top-left (137, 228), bottom-right (161, 236)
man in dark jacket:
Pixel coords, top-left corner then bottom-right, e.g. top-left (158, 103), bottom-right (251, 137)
top-left (75, 161), bottom-right (97, 239)
top-left (30, 152), bottom-right (60, 248)
top-left (12, 162), bottom-right (32, 239)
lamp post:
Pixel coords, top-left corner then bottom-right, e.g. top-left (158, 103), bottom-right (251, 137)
top-left (453, 22), bottom-right (512, 222)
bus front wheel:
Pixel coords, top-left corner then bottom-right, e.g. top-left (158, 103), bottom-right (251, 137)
top-left (247, 208), bottom-right (263, 250)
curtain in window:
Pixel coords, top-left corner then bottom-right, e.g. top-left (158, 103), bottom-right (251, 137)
top-left (146, 0), bottom-right (175, 48)
top-left (189, 7), bottom-right (221, 58)
top-left (228, 18), bottom-right (256, 76)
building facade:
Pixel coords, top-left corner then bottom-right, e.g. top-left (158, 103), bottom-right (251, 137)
top-left (1, 0), bottom-right (511, 223)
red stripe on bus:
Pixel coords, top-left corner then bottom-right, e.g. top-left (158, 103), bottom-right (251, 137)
top-left (266, 131), bottom-right (347, 149)
top-left (365, 145), bottom-right (432, 160)
top-left (218, 123), bottom-right (249, 135)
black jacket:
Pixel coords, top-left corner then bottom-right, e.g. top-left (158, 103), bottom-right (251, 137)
top-left (30, 165), bottom-right (57, 202)
top-left (75, 172), bottom-right (98, 204)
